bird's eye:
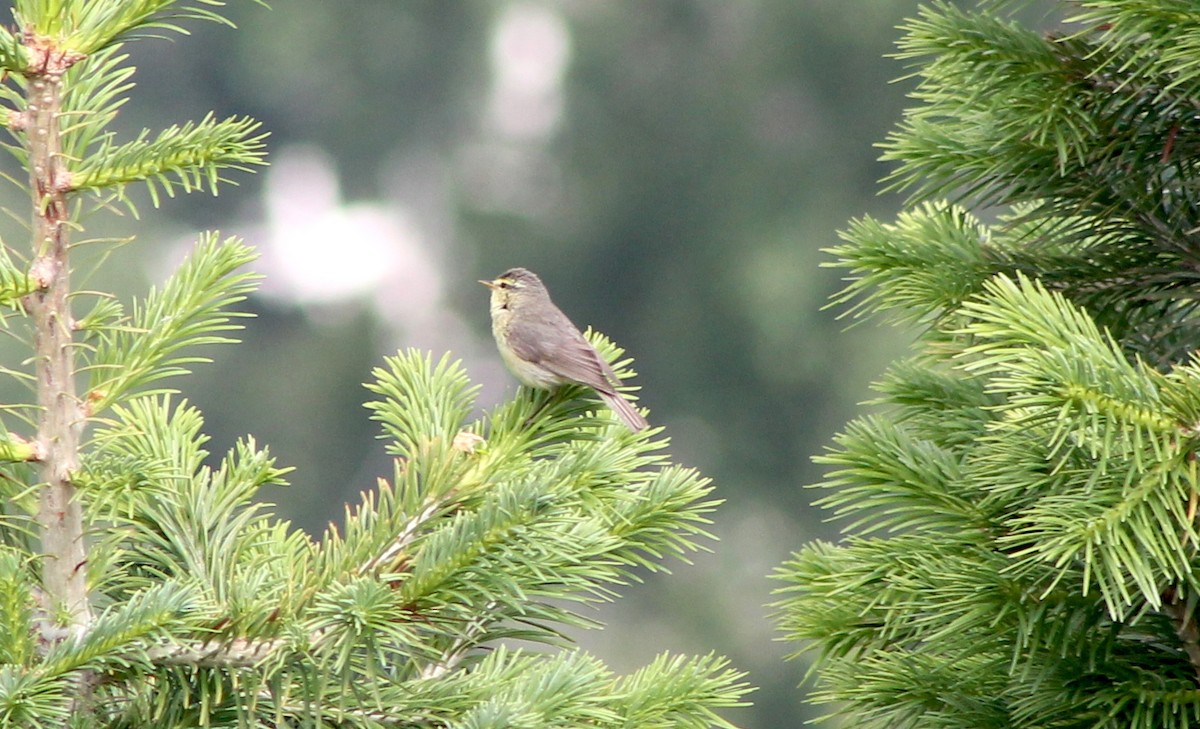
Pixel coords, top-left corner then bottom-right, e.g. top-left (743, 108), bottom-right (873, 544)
top-left (499, 280), bottom-right (513, 289)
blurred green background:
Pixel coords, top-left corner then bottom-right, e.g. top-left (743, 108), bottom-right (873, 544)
top-left (39, 1), bottom-right (961, 726)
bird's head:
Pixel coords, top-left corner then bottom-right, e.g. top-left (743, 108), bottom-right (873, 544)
top-left (480, 267), bottom-right (547, 313)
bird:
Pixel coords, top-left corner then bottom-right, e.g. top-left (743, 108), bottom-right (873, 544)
top-left (481, 267), bottom-right (649, 431)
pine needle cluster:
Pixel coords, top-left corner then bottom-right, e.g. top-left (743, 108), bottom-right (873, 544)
top-left (0, 2), bottom-right (750, 727)
top-left (776, 2), bottom-right (1200, 727)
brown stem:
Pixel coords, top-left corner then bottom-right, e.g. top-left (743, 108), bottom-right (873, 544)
top-left (25, 39), bottom-right (90, 632)
top-left (1164, 587), bottom-right (1200, 685)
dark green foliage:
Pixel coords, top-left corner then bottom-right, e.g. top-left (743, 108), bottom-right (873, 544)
top-left (777, 2), bottom-right (1200, 727)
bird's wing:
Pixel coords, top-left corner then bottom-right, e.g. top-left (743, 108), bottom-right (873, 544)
top-left (508, 311), bottom-right (618, 394)
top-left (544, 336), bottom-right (620, 394)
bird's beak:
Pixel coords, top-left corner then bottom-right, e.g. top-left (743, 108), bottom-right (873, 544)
top-left (479, 279), bottom-right (499, 290)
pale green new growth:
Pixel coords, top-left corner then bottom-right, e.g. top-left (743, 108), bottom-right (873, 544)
top-left (86, 232), bottom-right (259, 414)
top-left (62, 354), bottom-right (745, 726)
top-left (0, 25), bottom-right (26, 74)
top-left (60, 47), bottom-right (137, 162)
top-left (71, 114), bottom-right (269, 206)
top-left (11, 0), bottom-right (266, 57)
top-left (0, 244), bottom-right (38, 308)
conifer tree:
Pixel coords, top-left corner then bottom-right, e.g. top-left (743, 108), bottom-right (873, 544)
top-left (775, 1), bottom-right (1200, 727)
top-left (0, 2), bottom-right (748, 727)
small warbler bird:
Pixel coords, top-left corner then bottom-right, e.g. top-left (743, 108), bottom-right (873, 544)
top-left (481, 267), bottom-right (649, 431)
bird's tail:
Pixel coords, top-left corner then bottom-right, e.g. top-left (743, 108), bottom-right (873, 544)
top-left (599, 390), bottom-right (649, 432)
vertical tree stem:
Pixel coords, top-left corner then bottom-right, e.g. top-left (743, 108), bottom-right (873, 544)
top-left (1165, 588), bottom-right (1200, 686)
top-left (26, 49), bottom-right (90, 631)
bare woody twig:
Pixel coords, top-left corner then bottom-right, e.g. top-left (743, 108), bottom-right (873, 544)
top-left (148, 637), bottom-right (284, 669)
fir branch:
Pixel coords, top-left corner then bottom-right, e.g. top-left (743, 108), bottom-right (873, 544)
top-left (307, 350), bottom-right (736, 721)
top-left (0, 24), bottom-right (28, 73)
top-left (0, 433), bottom-right (42, 463)
top-left (70, 372), bottom-right (746, 726)
top-left (148, 623), bottom-right (749, 728)
top-left (883, 2), bottom-right (1200, 251)
top-left (783, 2), bottom-right (1200, 725)
top-left (316, 441), bottom-right (502, 604)
top-left (826, 203), bottom-right (1003, 325)
top-left (245, 646), bottom-right (747, 729)
top-left (306, 576), bottom-right (421, 686)
top-left (39, 582), bottom-right (194, 676)
top-left (393, 475), bottom-right (622, 629)
top-left (68, 114), bottom-right (268, 206)
top-left (0, 244), bottom-right (38, 309)
top-left (814, 416), bottom-right (993, 535)
top-left (885, 4), bottom-right (1098, 198)
top-left (957, 274), bottom-right (1182, 491)
top-left (85, 233), bottom-right (259, 414)
top-left (958, 274), bottom-right (1168, 440)
top-left (88, 396), bottom-right (300, 634)
top-left (364, 350), bottom-right (480, 464)
top-left (73, 295), bottom-right (124, 337)
top-left (0, 549), bottom-right (35, 666)
top-left (1009, 654), bottom-right (1200, 729)
top-left (1069, 1), bottom-right (1200, 99)
top-left (416, 604), bottom-right (494, 679)
top-left (999, 462), bottom-right (1194, 617)
top-left (12, 0), bottom-right (266, 58)
top-left (612, 652), bottom-right (750, 729)
top-left (871, 359), bottom-right (999, 450)
top-left (0, 3), bottom-right (762, 728)
top-left (0, 666), bottom-right (73, 727)
top-left (604, 464), bottom-right (720, 570)
top-left (458, 649), bottom-right (620, 727)
top-left (351, 346), bottom-right (679, 589)
top-left (59, 46), bottom-right (136, 164)
top-left (320, 462), bottom-right (455, 587)
top-left (356, 494), bottom-right (441, 577)
top-left (87, 395), bottom-right (209, 491)
top-left (775, 535), bottom-right (1015, 665)
top-left (811, 648), bottom-right (1012, 728)
top-left (956, 275), bottom-right (1196, 615)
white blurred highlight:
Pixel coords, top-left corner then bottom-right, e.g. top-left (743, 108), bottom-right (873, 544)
top-left (460, 4), bottom-right (572, 217)
top-left (258, 147), bottom-right (438, 312)
top-left (487, 3), bottom-right (571, 140)
top-left (246, 146), bottom-right (510, 401)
